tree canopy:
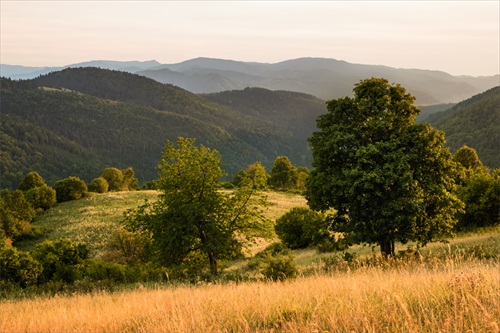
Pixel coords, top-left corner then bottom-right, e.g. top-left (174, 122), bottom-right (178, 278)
top-left (306, 78), bottom-right (463, 256)
top-left (125, 137), bottom-right (271, 276)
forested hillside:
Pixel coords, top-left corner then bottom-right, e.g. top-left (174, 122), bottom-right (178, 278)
top-left (0, 69), bottom-right (324, 188)
top-left (1, 68), bottom-right (497, 189)
top-left (428, 86), bottom-right (500, 168)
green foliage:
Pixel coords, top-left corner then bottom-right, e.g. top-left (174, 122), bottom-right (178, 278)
top-left (233, 162), bottom-right (269, 190)
top-left (0, 247), bottom-right (42, 288)
top-left (24, 185), bottom-right (57, 211)
top-left (0, 189), bottom-right (35, 240)
top-left (101, 227), bottom-right (151, 265)
top-left (121, 167), bottom-right (139, 191)
top-left (275, 207), bottom-right (328, 249)
top-left (261, 253), bottom-right (298, 281)
top-left (453, 145), bottom-right (483, 170)
top-left (124, 137), bottom-right (271, 276)
top-left (17, 171), bottom-right (46, 191)
top-left (32, 238), bottom-right (89, 283)
top-left (428, 86), bottom-right (500, 168)
top-left (52, 176), bottom-right (88, 202)
top-left (456, 170), bottom-right (499, 230)
top-left (307, 78), bottom-right (463, 256)
top-left (269, 156), bottom-right (298, 190)
top-left (101, 168), bottom-right (124, 192)
top-left (88, 177), bottom-right (109, 193)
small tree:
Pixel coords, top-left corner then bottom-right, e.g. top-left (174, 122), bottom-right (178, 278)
top-left (17, 172), bottom-right (46, 191)
top-left (307, 78), bottom-right (463, 256)
top-left (268, 156), bottom-right (298, 190)
top-left (125, 137), bottom-right (271, 276)
top-left (275, 207), bottom-right (328, 249)
top-left (32, 238), bottom-right (89, 283)
top-left (453, 145), bottom-right (483, 170)
top-left (52, 176), bottom-right (88, 202)
top-left (233, 162), bottom-right (269, 190)
top-left (89, 177), bottom-right (109, 193)
top-left (24, 185), bottom-right (57, 211)
top-left (0, 247), bottom-right (42, 288)
top-left (101, 168), bottom-right (124, 192)
top-left (0, 189), bottom-right (35, 240)
top-left (122, 167), bottom-right (139, 191)
top-left (456, 169), bottom-right (499, 229)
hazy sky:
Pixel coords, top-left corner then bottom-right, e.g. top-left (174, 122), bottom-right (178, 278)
top-left (1, 1), bottom-right (499, 76)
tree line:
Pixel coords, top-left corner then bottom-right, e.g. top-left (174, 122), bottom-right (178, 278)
top-left (1, 78), bottom-right (498, 292)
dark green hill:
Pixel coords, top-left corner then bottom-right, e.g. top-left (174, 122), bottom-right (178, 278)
top-left (0, 70), bottom-right (324, 189)
top-left (427, 86), bottom-right (500, 168)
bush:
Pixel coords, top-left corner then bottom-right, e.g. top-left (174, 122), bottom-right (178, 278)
top-left (261, 253), bottom-right (298, 281)
top-left (101, 227), bottom-right (151, 265)
top-left (17, 172), bottom-right (46, 191)
top-left (24, 185), bottom-right (57, 211)
top-left (32, 238), bottom-right (89, 283)
top-left (89, 177), bottom-right (109, 193)
top-left (456, 170), bottom-right (500, 229)
top-left (0, 247), bottom-right (42, 287)
top-left (101, 168), bottom-right (124, 191)
top-left (52, 176), bottom-right (88, 202)
top-left (0, 189), bottom-right (35, 240)
top-left (275, 207), bottom-right (328, 249)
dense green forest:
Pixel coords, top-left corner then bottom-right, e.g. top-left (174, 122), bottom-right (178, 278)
top-left (1, 68), bottom-right (498, 189)
top-left (426, 86), bottom-right (500, 168)
top-left (0, 69), bottom-right (323, 188)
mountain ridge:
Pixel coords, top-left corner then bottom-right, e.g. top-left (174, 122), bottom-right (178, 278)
top-left (2, 57), bottom-right (498, 105)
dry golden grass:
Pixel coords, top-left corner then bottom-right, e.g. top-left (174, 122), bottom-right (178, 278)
top-left (1, 260), bottom-right (498, 333)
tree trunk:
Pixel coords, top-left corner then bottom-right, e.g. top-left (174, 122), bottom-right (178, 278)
top-left (208, 252), bottom-right (218, 276)
top-left (379, 238), bottom-right (395, 257)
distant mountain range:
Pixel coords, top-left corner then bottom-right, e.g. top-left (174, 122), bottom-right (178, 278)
top-left (2, 57), bottom-right (498, 105)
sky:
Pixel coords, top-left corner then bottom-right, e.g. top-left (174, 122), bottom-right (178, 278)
top-left (1, 1), bottom-right (499, 77)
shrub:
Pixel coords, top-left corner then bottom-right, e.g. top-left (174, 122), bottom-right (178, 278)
top-left (24, 185), bottom-right (57, 211)
top-left (0, 247), bottom-right (42, 287)
top-left (101, 227), bottom-right (151, 265)
top-left (456, 170), bottom-right (500, 229)
top-left (52, 176), bottom-right (88, 202)
top-left (122, 167), bottom-right (139, 191)
top-left (275, 207), bottom-right (328, 249)
top-left (0, 189), bottom-right (35, 240)
top-left (32, 238), bottom-right (89, 283)
top-left (89, 177), bottom-right (109, 193)
top-left (261, 253), bottom-right (298, 281)
top-left (101, 168), bottom-right (124, 191)
top-left (17, 171), bottom-right (46, 191)
top-left (82, 259), bottom-right (127, 283)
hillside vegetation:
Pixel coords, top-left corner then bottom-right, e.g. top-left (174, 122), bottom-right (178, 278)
top-left (1, 70), bottom-right (323, 188)
top-left (428, 86), bottom-right (500, 168)
top-left (1, 69), bottom-right (498, 189)
top-left (3, 189), bottom-right (500, 332)
top-left (13, 190), bottom-right (307, 257)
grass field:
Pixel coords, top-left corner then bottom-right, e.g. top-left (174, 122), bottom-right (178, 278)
top-left (15, 190), bottom-right (307, 257)
top-left (1, 258), bottom-right (498, 332)
top-left (5, 190), bottom-right (499, 332)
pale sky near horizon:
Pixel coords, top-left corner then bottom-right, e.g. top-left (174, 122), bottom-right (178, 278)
top-left (1, 1), bottom-right (499, 77)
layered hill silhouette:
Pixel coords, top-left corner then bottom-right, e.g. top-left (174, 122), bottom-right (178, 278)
top-left (2, 57), bottom-right (498, 105)
top-left (1, 67), bottom-right (498, 189)
top-left (0, 68), bottom-right (325, 188)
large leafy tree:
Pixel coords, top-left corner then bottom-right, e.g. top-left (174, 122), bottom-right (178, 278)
top-left (125, 137), bottom-right (271, 276)
top-left (306, 78), bottom-right (463, 256)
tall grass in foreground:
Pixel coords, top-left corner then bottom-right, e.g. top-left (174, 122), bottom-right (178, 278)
top-left (1, 259), bottom-right (498, 333)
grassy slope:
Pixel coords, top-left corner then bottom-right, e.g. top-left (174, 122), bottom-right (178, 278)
top-left (5, 191), bottom-right (500, 332)
top-left (14, 190), bottom-right (308, 257)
